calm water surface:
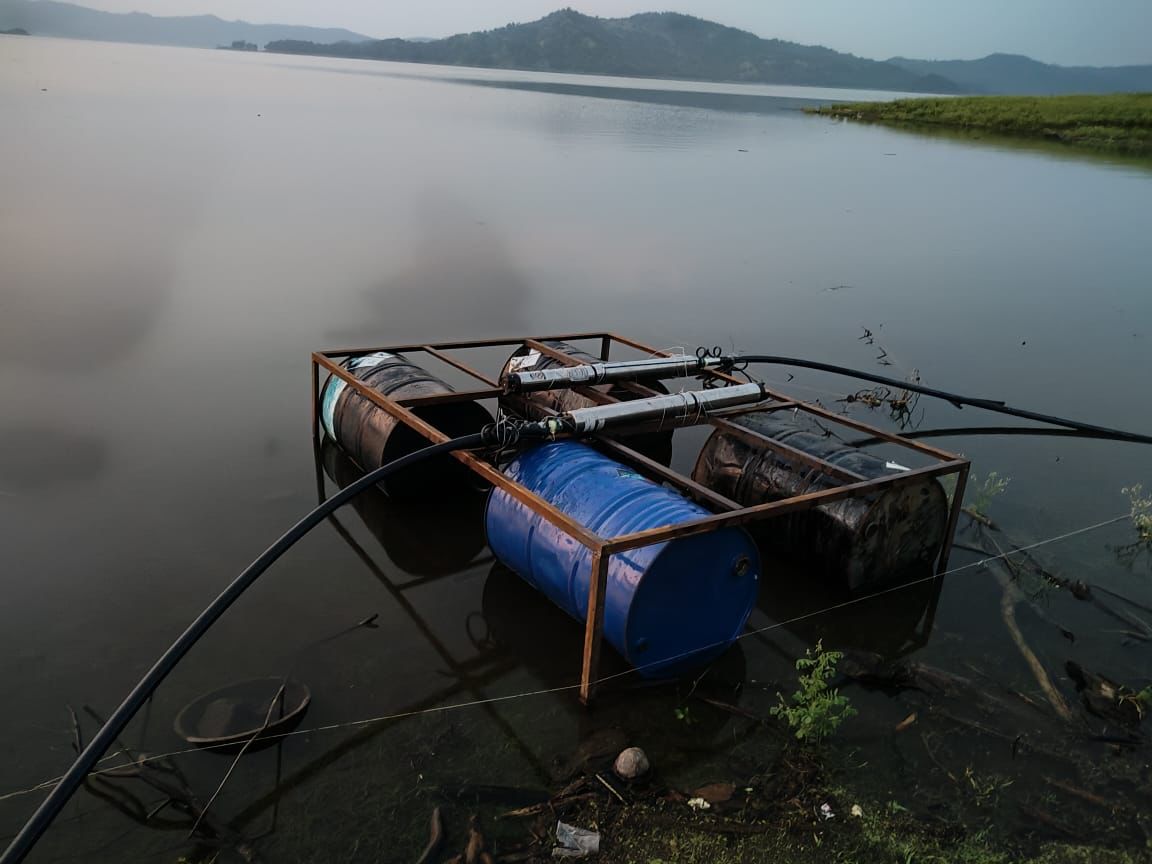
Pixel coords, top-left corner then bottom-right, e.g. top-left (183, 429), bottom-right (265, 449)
top-left (2, 37), bottom-right (1151, 861)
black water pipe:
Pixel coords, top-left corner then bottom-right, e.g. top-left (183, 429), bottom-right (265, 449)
top-left (732, 355), bottom-right (1152, 446)
top-left (1, 431), bottom-right (492, 864)
top-left (848, 425), bottom-right (1151, 448)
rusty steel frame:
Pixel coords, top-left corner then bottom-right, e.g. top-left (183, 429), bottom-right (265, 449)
top-left (310, 332), bottom-right (970, 704)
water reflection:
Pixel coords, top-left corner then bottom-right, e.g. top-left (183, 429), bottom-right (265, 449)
top-left (326, 197), bottom-right (531, 345)
top-left (814, 116), bottom-right (1152, 174)
top-left (311, 439), bottom-right (551, 788)
top-left (759, 557), bottom-right (942, 658)
top-left (482, 562), bottom-right (748, 725)
top-left (482, 563), bottom-right (620, 684)
top-left (319, 439), bottom-right (488, 577)
top-left (0, 423), bottom-right (107, 492)
top-left (0, 172), bottom-right (200, 372)
top-left (0, 232), bottom-right (171, 372)
top-left (5, 38), bottom-right (1151, 862)
top-left (439, 77), bottom-right (826, 115)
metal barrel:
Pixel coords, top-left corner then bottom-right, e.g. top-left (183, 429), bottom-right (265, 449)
top-left (320, 351), bottom-right (493, 498)
top-left (485, 441), bottom-right (760, 678)
top-left (692, 412), bottom-right (949, 590)
top-left (499, 340), bottom-right (674, 465)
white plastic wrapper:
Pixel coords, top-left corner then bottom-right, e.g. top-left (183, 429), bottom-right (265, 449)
top-left (553, 821), bottom-right (600, 858)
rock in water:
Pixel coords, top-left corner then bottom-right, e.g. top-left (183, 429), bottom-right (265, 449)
top-left (613, 746), bottom-right (650, 780)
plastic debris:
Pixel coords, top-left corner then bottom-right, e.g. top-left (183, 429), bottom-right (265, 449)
top-left (850, 804), bottom-right (864, 818)
top-left (687, 797), bottom-right (711, 812)
top-left (819, 802), bottom-right (835, 820)
top-left (691, 782), bottom-right (735, 804)
top-left (553, 821), bottom-right (600, 858)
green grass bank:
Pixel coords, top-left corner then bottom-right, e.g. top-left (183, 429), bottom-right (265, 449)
top-left (807, 93), bottom-right (1152, 155)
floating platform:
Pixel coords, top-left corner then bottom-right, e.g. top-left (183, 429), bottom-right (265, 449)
top-left (311, 332), bottom-right (970, 702)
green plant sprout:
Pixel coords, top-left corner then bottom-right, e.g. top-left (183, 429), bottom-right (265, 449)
top-left (672, 705), bottom-right (697, 725)
top-left (968, 471), bottom-right (1011, 517)
top-left (771, 640), bottom-right (856, 744)
top-left (1122, 484), bottom-right (1152, 542)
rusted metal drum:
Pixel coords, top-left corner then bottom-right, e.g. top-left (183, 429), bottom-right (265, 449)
top-left (500, 340), bottom-right (674, 465)
top-left (692, 412), bottom-right (948, 590)
top-left (320, 352), bottom-right (492, 498)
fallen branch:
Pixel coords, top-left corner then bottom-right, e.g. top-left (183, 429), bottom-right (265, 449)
top-left (1112, 629), bottom-right (1152, 643)
top-left (500, 792), bottom-right (597, 819)
top-left (189, 681), bottom-right (287, 837)
top-left (80, 705), bottom-right (253, 856)
top-left (414, 805), bottom-right (443, 864)
top-left (973, 527), bottom-right (1075, 723)
top-left (67, 705), bottom-right (83, 754)
top-left (995, 566), bottom-right (1074, 722)
top-left (963, 508), bottom-right (999, 530)
top-left (1017, 802), bottom-right (1079, 838)
top-left (1092, 583), bottom-right (1152, 617)
top-left (1042, 776), bottom-right (1123, 812)
top-left (595, 773), bottom-right (627, 804)
top-left (1091, 598), bottom-right (1152, 638)
top-left (695, 696), bottom-right (766, 722)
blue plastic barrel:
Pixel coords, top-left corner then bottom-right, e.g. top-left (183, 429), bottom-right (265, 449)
top-left (485, 442), bottom-right (760, 678)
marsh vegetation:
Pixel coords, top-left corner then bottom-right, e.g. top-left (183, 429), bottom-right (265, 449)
top-left (809, 93), bottom-right (1152, 155)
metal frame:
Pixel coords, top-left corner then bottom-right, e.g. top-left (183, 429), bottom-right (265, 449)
top-left (311, 332), bottom-right (970, 703)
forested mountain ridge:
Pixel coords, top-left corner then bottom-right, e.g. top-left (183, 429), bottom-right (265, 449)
top-left (266, 10), bottom-right (960, 93)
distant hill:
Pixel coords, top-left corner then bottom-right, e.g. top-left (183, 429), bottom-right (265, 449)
top-left (889, 53), bottom-right (1152, 95)
top-left (267, 9), bottom-right (960, 94)
top-left (9, 1), bottom-right (1148, 98)
top-left (0, 0), bottom-right (370, 48)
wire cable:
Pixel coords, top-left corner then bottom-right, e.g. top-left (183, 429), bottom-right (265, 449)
top-left (0, 511), bottom-right (1131, 812)
top-left (0, 432), bottom-right (493, 864)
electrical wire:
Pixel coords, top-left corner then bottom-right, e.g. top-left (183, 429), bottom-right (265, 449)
top-left (0, 510), bottom-right (1132, 813)
top-left (6, 350), bottom-right (1150, 861)
top-left (0, 432), bottom-right (499, 864)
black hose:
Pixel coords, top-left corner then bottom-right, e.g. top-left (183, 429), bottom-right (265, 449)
top-left (734, 355), bottom-right (1152, 447)
top-left (848, 425), bottom-right (1151, 448)
top-left (1, 432), bottom-right (488, 864)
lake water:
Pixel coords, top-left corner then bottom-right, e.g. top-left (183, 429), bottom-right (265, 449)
top-left (2, 37), bottom-right (1151, 861)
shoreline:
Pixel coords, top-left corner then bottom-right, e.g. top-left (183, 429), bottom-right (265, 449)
top-left (807, 93), bottom-right (1152, 155)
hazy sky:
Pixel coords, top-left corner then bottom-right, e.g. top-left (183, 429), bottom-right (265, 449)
top-left (76, 0), bottom-right (1152, 66)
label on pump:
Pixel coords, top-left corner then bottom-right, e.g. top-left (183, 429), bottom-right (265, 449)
top-left (507, 350), bottom-right (541, 372)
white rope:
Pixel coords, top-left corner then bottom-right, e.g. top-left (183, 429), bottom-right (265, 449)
top-left (0, 512), bottom-right (1131, 804)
